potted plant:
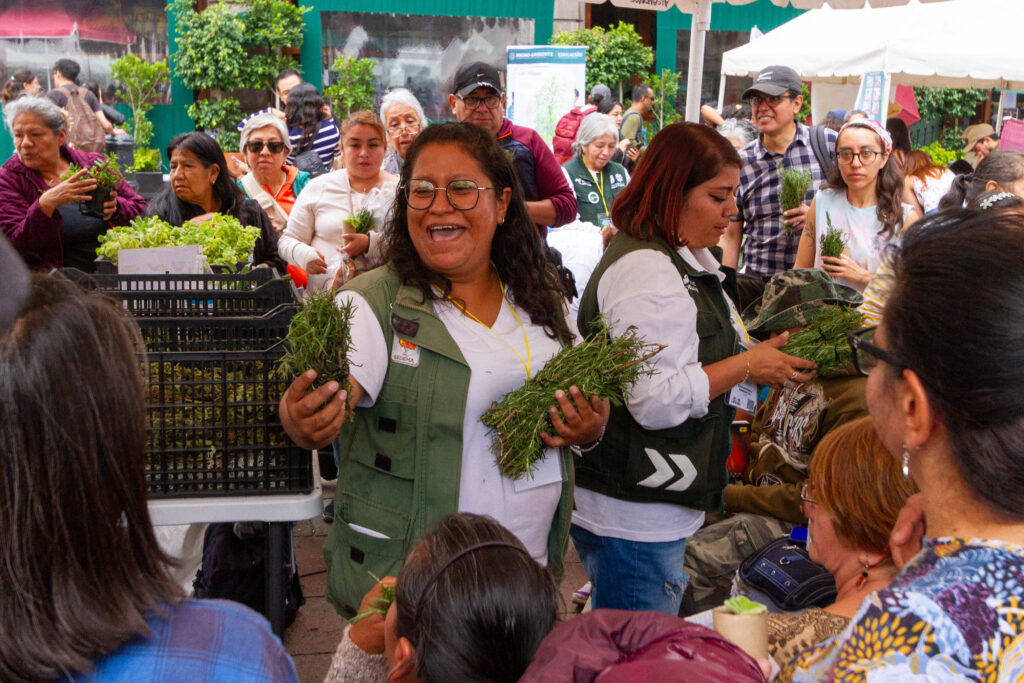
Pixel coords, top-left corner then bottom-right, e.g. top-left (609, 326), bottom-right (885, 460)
top-left (712, 596), bottom-right (769, 660)
top-left (110, 54), bottom-right (170, 197)
top-left (62, 159), bottom-right (124, 218)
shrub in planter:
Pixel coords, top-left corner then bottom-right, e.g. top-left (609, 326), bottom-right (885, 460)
top-left (110, 54), bottom-right (169, 171)
top-left (62, 159), bottom-right (124, 218)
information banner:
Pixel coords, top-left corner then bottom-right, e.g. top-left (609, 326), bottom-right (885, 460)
top-left (506, 45), bottom-right (587, 149)
top-left (1000, 118), bottom-right (1024, 153)
top-left (854, 70), bottom-right (889, 123)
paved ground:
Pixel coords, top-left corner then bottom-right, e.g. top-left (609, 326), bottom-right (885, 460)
top-left (284, 481), bottom-right (588, 683)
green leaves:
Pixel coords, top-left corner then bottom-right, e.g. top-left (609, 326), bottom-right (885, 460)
top-left (724, 596), bottom-right (766, 615)
top-left (550, 22), bottom-right (653, 102)
top-left (110, 54), bottom-right (170, 149)
top-left (819, 211), bottom-right (847, 259)
top-left (97, 214), bottom-right (260, 266)
top-left (324, 56), bottom-right (377, 121)
top-left (344, 208), bottom-right (376, 235)
top-left (778, 163), bottom-right (813, 230)
top-left (62, 158), bottom-right (124, 187)
top-left (276, 292), bottom-right (355, 400)
top-left (645, 68), bottom-right (682, 137)
top-left (780, 306), bottom-right (864, 378)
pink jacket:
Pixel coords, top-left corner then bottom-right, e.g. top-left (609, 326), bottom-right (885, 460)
top-left (0, 146), bottom-right (146, 269)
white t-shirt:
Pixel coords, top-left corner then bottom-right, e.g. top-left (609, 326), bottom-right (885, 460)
top-left (813, 187), bottom-right (904, 291)
top-left (572, 245), bottom-right (748, 544)
top-left (336, 288), bottom-right (570, 565)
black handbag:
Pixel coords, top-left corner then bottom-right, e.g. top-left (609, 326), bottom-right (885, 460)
top-left (738, 536), bottom-right (837, 611)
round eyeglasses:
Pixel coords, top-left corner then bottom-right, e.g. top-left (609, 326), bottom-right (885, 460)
top-left (404, 179), bottom-right (496, 211)
top-left (837, 149), bottom-right (881, 165)
top-left (749, 93), bottom-right (793, 109)
top-left (387, 121), bottom-right (421, 135)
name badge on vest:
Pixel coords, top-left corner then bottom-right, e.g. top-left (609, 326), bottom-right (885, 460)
top-left (728, 380), bottom-right (758, 413)
top-left (390, 336), bottom-right (420, 367)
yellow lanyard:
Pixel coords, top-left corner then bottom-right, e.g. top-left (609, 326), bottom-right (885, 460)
top-left (589, 168), bottom-right (609, 215)
top-left (439, 280), bottom-right (532, 380)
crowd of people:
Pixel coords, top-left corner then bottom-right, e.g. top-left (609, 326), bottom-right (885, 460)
top-left (1, 54), bottom-right (1023, 683)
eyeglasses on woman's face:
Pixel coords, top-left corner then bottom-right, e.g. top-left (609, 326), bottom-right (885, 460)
top-left (404, 179), bottom-right (496, 211)
top-left (800, 483), bottom-right (817, 506)
top-left (847, 326), bottom-right (903, 377)
top-left (245, 140), bottom-right (286, 154)
top-left (749, 93), bottom-right (793, 109)
top-left (388, 121), bottom-right (421, 135)
top-left (836, 149), bottom-right (882, 165)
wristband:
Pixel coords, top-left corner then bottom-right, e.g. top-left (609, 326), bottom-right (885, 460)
top-left (579, 424), bottom-right (606, 453)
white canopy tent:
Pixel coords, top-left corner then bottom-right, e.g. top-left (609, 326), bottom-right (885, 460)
top-left (720, 0), bottom-right (1024, 124)
top-left (569, 0), bottom-right (952, 121)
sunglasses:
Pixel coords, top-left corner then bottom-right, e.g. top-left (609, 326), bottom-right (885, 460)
top-left (245, 140), bottom-right (286, 154)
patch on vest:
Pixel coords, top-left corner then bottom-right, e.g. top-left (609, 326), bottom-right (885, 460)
top-left (587, 191), bottom-right (600, 204)
top-left (682, 275), bottom-right (699, 294)
top-left (637, 447), bottom-right (697, 492)
top-left (755, 473), bottom-right (784, 487)
top-left (390, 336), bottom-right (420, 367)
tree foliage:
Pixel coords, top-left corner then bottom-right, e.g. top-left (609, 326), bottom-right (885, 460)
top-left (110, 54), bottom-right (169, 169)
top-left (914, 86), bottom-right (988, 152)
top-left (550, 22), bottom-right (653, 102)
top-left (324, 55), bottom-right (377, 121)
top-left (644, 68), bottom-right (682, 138)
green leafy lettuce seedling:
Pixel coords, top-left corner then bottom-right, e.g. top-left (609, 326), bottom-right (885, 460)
top-left (344, 207), bottom-right (376, 235)
top-left (724, 596), bottom-right (767, 615)
top-left (61, 158), bottom-right (124, 187)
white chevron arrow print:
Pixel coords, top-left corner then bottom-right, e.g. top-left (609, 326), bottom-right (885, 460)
top-left (637, 447), bottom-right (698, 492)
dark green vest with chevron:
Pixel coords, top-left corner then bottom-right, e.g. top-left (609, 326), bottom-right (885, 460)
top-left (576, 232), bottom-right (737, 511)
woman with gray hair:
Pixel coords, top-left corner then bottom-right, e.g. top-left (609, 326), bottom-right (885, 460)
top-left (0, 96), bottom-right (145, 271)
top-left (717, 118), bottom-right (759, 151)
top-left (379, 87), bottom-right (426, 175)
top-left (237, 112), bottom-right (312, 233)
top-left (562, 113), bottom-right (630, 227)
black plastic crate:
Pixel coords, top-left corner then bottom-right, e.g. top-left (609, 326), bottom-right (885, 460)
top-left (61, 268), bottom-right (300, 317)
top-left (135, 306), bottom-right (297, 352)
top-left (144, 349), bottom-right (313, 498)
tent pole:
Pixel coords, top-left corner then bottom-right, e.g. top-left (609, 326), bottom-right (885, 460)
top-left (717, 70), bottom-right (727, 111)
top-left (996, 88), bottom-right (1008, 134)
top-left (684, 0), bottom-right (712, 122)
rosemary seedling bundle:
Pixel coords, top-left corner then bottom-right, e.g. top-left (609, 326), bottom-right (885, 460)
top-left (344, 208), bottom-right (376, 235)
top-left (781, 306), bottom-right (864, 376)
top-left (482, 321), bottom-right (664, 480)
top-left (276, 291), bottom-right (355, 397)
top-left (819, 211), bottom-right (847, 258)
top-left (778, 163), bottom-right (813, 234)
top-left (349, 573), bottom-right (395, 625)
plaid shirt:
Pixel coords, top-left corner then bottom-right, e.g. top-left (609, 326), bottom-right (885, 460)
top-left (75, 599), bottom-right (298, 682)
top-left (733, 123), bottom-right (837, 277)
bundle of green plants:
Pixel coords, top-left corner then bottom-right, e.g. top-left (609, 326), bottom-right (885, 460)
top-left (61, 158), bottom-right (124, 187)
top-left (482, 320), bottom-right (664, 480)
top-left (778, 163), bottom-right (812, 233)
top-left (781, 306), bottom-right (864, 376)
top-left (349, 573), bottom-right (395, 625)
top-left (96, 214), bottom-right (260, 266)
top-left (344, 208), bottom-right (376, 235)
top-left (819, 211), bottom-right (847, 258)
top-left (276, 292), bottom-right (355, 399)
top-left (724, 596), bottom-right (767, 615)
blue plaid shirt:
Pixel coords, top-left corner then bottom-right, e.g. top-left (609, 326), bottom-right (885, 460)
top-left (74, 599), bottom-right (298, 682)
top-left (733, 123), bottom-right (837, 277)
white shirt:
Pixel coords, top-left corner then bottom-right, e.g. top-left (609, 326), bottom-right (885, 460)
top-left (572, 245), bottom-right (747, 543)
top-left (336, 288), bottom-right (571, 564)
top-left (278, 170), bottom-right (397, 290)
top-left (813, 188), bottom-right (897, 291)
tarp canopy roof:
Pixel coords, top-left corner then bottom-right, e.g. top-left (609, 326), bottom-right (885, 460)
top-left (721, 0), bottom-right (1024, 91)
top-left (0, 6), bottom-right (135, 44)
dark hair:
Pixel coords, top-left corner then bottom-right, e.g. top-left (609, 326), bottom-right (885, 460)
top-left (83, 79), bottom-right (101, 101)
top-left (885, 117), bottom-right (912, 158)
top-left (611, 121), bottom-right (741, 247)
top-left (723, 102), bottom-right (752, 121)
top-left (948, 159), bottom-right (974, 176)
top-left (395, 514), bottom-right (558, 683)
top-left (275, 68), bottom-right (300, 88)
top-left (968, 188), bottom-right (1024, 211)
top-left (53, 58), bottom-right (81, 83)
top-left (148, 132), bottom-right (244, 225)
top-left (632, 82), bottom-right (652, 102)
top-left (885, 209), bottom-right (1024, 520)
top-left (383, 122), bottom-right (573, 344)
top-left (0, 274), bottom-right (181, 681)
top-left (0, 68), bottom-right (35, 104)
top-left (825, 125), bottom-right (906, 238)
top-left (284, 82), bottom-right (325, 152)
top-left (821, 117), bottom-right (844, 132)
top-left (938, 151), bottom-right (1024, 210)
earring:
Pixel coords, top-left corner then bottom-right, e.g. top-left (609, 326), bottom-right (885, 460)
top-left (857, 560), bottom-right (870, 590)
top-left (901, 444), bottom-right (911, 480)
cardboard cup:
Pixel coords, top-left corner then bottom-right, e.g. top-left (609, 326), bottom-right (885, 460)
top-left (712, 606), bottom-right (769, 660)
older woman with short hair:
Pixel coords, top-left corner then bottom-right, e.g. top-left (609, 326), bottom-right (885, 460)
top-left (237, 113), bottom-right (312, 234)
top-left (562, 113), bottom-right (629, 228)
top-left (0, 96), bottom-right (146, 271)
top-left (380, 88), bottom-right (426, 176)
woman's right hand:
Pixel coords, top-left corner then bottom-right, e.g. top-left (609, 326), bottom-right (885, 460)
top-left (744, 332), bottom-right (817, 386)
top-left (279, 369), bottom-right (348, 450)
top-left (38, 169), bottom-right (95, 216)
top-left (306, 250), bottom-right (328, 274)
top-left (349, 576), bottom-right (397, 654)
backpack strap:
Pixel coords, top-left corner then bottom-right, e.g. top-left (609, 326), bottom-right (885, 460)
top-left (809, 125), bottom-right (835, 178)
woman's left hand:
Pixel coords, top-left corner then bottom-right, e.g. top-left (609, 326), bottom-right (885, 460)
top-left (821, 253), bottom-right (871, 286)
top-left (188, 212), bottom-right (217, 224)
top-left (102, 190), bottom-right (118, 221)
top-left (540, 386), bottom-right (611, 448)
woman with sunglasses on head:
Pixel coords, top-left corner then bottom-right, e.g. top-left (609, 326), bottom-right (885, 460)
top-left (278, 122), bottom-right (609, 617)
top-left (782, 209), bottom-right (1024, 682)
top-left (278, 110), bottom-right (397, 291)
top-left (794, 119), bottom-right (920, 291)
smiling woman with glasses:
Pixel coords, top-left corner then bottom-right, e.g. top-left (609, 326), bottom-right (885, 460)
top-left (795, 119), bottom-right (920, 291)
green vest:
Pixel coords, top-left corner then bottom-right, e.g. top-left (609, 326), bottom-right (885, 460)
top-left (563, 155), bottom-right (629, 226)
top-left (323, 265), bottom-right (575, 615)
top-left (576, 232), bottom-right (737, 511)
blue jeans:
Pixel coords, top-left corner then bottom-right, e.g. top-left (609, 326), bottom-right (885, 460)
top-left (570, 524), bottom-right (690, 615)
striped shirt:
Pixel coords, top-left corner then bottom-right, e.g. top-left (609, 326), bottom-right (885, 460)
top-left (734, 123), bottom-right (837, 277)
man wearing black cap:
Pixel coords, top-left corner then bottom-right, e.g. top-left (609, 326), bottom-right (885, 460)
top-left (721, 65), bottom-right (837, 311)
top-left (448, 61), bottom-right (576, 229)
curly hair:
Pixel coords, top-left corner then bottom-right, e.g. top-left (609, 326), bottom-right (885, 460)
top-left (382, 122), bottom-right (573, 345)
top-left (825, 126), bottom-right (906, 238)
top-left (284, 82), bottom-right (326, 152)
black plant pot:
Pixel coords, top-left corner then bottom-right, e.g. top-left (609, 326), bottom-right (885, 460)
top-left (80, 184), bottom-right (115, 219)
top-left (135, 171), bottom-right (166, 199)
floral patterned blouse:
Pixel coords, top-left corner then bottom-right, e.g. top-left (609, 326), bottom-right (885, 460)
top-left (780, 538), bottom-right (1024, 682)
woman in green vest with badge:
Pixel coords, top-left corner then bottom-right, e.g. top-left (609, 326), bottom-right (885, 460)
top-left (278, 122), bottom-right (610, 617)
top-left (573, 122), bottom-right (816, 615)
top-left (562, 113), bottom-right (630, 229)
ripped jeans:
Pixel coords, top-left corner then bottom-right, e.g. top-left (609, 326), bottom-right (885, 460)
top-left (570, 524), bottom-right (690, 615)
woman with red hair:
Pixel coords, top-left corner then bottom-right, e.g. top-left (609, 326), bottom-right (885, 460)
top-left (573, 122), bottom-right (815, 615)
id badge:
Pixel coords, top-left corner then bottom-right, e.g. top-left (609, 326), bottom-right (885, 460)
top-left (728, 380), bottom-right (758, 413)
top-left (597, 213), bottom-right (613, 229)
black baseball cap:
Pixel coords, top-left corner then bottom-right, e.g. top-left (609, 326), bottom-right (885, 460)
top-left (742, 65), bottom-right (802, 100)
top-left (453, 61), bottom-right (502, 98)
